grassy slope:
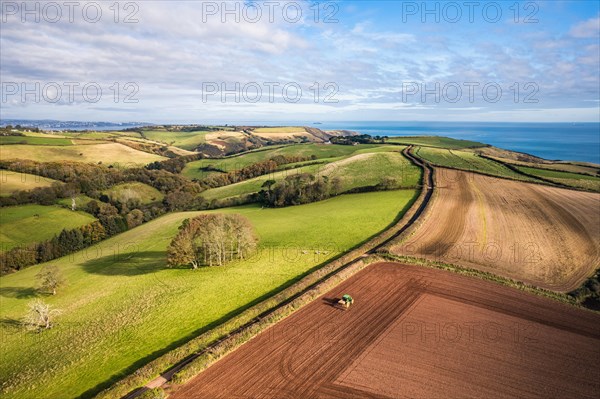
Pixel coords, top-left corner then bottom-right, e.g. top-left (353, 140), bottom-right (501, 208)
top-left (57, 195), bottom-right (96, 210)
top-left (103, 182), bottom-right (164, 204)
top-left (201, 164), bottom-right (322, 200)
top-left (201, 150), bottom-right (418, 201)
top-left (182, 143), bottom-right (392, 180)
top-left (0, 205), bottom-right (97, 251)
top-left (516, 166), bottom-right (600, 191)
top-left (142, 130), bottom-right (210, 150)
top-left (0, 190), bottom-right (416, 399)
top-left (0, 143), bottom-right (166, 167)
top-left (416, 147), bottom-right (538, 182)
top-left (386, 136), bottom-right (486, 149)
top-left (318, 152), bottom-right (420, 190)
top-left (0, 171), bottom-right (60, 196)
top-left (0, 136), bottom-right (73, 146)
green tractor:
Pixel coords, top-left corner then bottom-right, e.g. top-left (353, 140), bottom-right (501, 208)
top-left (338, 294), bottom-right (354, 309)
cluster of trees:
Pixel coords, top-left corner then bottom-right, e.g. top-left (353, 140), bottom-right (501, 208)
top-left (197, 155), bottom-right (311, 189)
top-left (167, 214), bottom-right (258, 268)
top-left (330, 134), bottom-right (387, 145)
top-left (0, 181), bottom-right (79, 207)
top-left (0, 221), bottom-right (106, 274)
top-left (569, 268), bottom-right (600, 310)
top-left (146, 153), bottom-right (202, 174)
top-left (259, 174), bottom-right (341, 207)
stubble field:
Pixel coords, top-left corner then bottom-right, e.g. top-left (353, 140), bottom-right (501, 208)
top-left (390, 168), bottom-right (600, 291)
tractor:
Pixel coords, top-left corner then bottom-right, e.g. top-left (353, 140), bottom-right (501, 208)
top-left (337, 294), bottom-right (354, 309)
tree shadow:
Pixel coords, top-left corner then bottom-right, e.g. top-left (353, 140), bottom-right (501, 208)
top-left (81, 251), bottom-right (168, 276)
top-left (0, 286), bottom-right (38, 299)
top-left (0, 317), bottom-right (23, 336)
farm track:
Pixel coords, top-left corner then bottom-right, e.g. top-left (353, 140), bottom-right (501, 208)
top-left (170, 262), bottom-right (600, 399)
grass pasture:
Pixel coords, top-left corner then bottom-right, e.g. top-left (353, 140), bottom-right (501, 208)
top-left (386, 136), bottom-right (486, 149)
top-left (201, 163), bottom-right (323, 200)
top-left (318, 152), bottom-right (421, 190)
top-left (142, 130), bottom-right (210, 150)
top-left (0, 171), bottom-right (60, 196)
top-left (103, 182), bottom-right (164, 204)
top-left (0, 136), bottom-right (73, 146)
top-left (182, 143), bottom-right (392, 180)
top-left (0, 204), bottom-right (96, 251)
top-left (200, 150), bottom-right (419, 201)
top-left (0, 143), bottom-right (166, 168)
top-left (0, 190), bottom-right (416, 399)
top-left (57, 195), bottom-right (96, 210)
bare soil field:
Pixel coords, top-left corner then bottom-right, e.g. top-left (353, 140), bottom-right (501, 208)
top-left (169, 262), bottom-right (600, 399)
top-left (390, 168), bottom-right (600, 291)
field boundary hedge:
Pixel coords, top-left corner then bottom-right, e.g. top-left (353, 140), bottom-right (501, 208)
top-left (480, 154), bottom-right (598, 193)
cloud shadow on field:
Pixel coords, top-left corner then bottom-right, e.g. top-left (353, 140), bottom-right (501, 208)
top-left (81, 251), bottom-right (167, 276)
top-left (0, 286), bottom-right (38, 299)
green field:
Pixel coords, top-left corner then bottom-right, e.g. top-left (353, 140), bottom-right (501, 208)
top-left (0, 136), bottom-right (73, 146)
top-left (0, 190), bottom-right (416, 399)
top-left (182, 143), bottom-right (393, 180)
top-left (386, 136), bottom-right (486, 149)
top-left (57, 195), bottom-right (96, 210)
top-left (516, 165), bottom-right (600, 191)
top-left (103, 182), bottom-right (164, 204)
top-left (0, 205), bottom-right (97, 251)
top-left (201, 163), bottom-right (323, 200)
top-left (142, 130), bottom-right (210, 150)
top-left (0, 171), bottom-right (60, 196)
top-left (201, 150), bottom-right (419, 201)
top-left (416, 147), bottom-right (538, 181)
top-left (319, 152), bottom-right (421, 190)
top-left (0, 143), bottom-right (166, 167)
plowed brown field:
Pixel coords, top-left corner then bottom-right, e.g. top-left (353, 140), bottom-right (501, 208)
top-left (169, 263), bottom-right (600, 399)
top-left (391, 168), bottom-right (600, 291)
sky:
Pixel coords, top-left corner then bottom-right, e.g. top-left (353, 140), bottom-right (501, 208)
top-left (1, 0), bottom-right (599, 123)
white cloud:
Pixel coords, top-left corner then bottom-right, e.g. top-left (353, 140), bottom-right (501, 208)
top-left (569, 16), bottom-right (600, 38)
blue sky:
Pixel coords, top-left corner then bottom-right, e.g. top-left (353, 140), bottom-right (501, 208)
top-left (1, 0), bottom-right (599, 123)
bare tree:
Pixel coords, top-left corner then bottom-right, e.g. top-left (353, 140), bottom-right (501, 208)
top-left (22, 299), bottom-right (62, 332)
top-left (36, 265), bottom-right (65, 295)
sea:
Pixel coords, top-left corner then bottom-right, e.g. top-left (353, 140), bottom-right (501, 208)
top-left (308, 122), bottom-right (600, 164)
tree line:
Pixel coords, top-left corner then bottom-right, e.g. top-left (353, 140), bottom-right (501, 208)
top-left (196, 155), bottom-right (313, 189)
top-left (0, 221), bottom-right (107, 274)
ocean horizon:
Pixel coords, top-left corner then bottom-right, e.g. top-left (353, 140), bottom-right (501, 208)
top-left (305, 121), bottom-right (600, 164)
